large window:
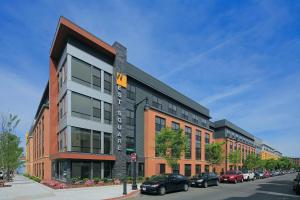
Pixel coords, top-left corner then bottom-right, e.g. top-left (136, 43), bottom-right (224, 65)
top-left (159, 164), bottom-right (165, 174)
top-left (127, 83), bottom-right (136, 100)
top-left (195, 130), bottom-right (201, 160)
top-left (93, 131), bottom-right (101, 154)
top-left (195, 164), bottom-right (201, 175)
top-left (104, 72), bottom-right (112, 94)
top-left (138, 163), bottom-right (144, 177)
top-left (126, 110), bottom-right (134, 126)
top-left (93, 162), bottom-right (101, 178)
top-left (205, 133), bottom-right (210, 144)
top-left (71, 161), bottom-right (91, 179)
top-left (58, 128), bottom-right (67, 152)
top-left (71, 92), bottom-right (91, 120)
top-left (104, 132), bottom-right (112, 154)
top-left (185, 164), bottom-right (191, 177)
top-left (171, 121), bottom-right (180, 132)
top-left (185, 126), bottom-right (192, 159)
top-left (181, 109), bottom-right (189, 120)
top-left (152, 96), bottom-right (162, 109)
top-left (104, 103), bottom-right (112, 124)
top-left (71, 57), bottom-right (91, 87)
top-left (155, 116), bottom-right (166, 157)
top-left (71, 127), bottom-right (91, 153)
top-left (192, 114), bottom-right (199, 124)
top-left (168, 103), bottom-right (177, 115)
top-left (92, 99), bottom-right (101, 121)
top-left (104, 162), bottom-right (112, 178)
top-left (92, 67), bottom-right (101, 90)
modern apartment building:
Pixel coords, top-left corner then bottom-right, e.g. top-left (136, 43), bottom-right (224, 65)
top-left (213, 119), bottom-right (256, 173)
top-left (26, 16), bottom-right (214, 182)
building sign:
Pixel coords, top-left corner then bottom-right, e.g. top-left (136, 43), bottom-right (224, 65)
top-left (117, 72), bottom-right (127, 88)
top-left (116, 73), bottom-right (127, 151)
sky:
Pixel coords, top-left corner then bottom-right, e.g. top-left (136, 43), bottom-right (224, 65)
top-left (0, 0), bottom-right (299, 157)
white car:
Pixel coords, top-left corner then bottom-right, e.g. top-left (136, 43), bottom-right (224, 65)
top-left (242, 170), bottom-right (255, 181)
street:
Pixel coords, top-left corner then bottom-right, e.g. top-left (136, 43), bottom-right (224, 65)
top-left (134, 173), bottom-right (300, 200)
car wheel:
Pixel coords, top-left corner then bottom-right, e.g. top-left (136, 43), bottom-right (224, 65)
top-left (247, 177), bottom-right (250, 181)
top-left (159, 187), bottom-right (166, 195)
top-left (204, 181), bottom-right (208, 188)
top-left (183, 183), bottom-right (189, 191)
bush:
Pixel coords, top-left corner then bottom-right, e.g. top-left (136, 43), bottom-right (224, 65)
top-left (102, 178), bottom-right (108, 183)
top-left (71, 176), bottom-right (81, 184)
top-left (137, 176), bottom-right (144, 182)
top-left (82, 178), bottom-right (89, 183)
top-left (84, 179), bottom-right (94, 186)
top-left (93, 177), bottom-right (100, 184)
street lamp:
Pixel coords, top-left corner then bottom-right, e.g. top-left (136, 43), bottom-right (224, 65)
top-left (132, 97), bottom-right (149, 190)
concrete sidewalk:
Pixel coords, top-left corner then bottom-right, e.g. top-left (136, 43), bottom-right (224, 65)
top-left (0, 175), bottom-right (139, 200)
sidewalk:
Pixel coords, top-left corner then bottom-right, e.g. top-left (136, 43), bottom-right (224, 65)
top-left (0, 175), bottom-right (140, 200)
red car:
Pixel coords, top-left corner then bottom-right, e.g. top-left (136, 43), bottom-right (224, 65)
top-left (220, 171), bottom-right (244, 184)
top-left (264, 171), bottom-right (271, 178)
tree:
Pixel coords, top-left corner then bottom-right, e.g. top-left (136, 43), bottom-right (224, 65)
top-left (264, 159), bottom-right (276, 170)
top-left (228, 150), bottom-right (241, 170)
top-left (0, 114), bottom-right (23, 181)
top-left (205, 142), bottom-right (224, 172)
top-left (156, 127), bottom-right (187, 172)
top-left (243, 153), bottom-right (261, 170)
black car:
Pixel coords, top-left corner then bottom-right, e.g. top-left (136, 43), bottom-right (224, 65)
top-left (190, 172), bottom-right (219, 188)
top-left (140, 174), bottom-right (189, 195)
top-left (293, 173), bottom-right (300, 195)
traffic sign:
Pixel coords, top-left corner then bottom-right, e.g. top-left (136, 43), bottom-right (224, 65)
top-left (131, 153), bottom-right (137, 162)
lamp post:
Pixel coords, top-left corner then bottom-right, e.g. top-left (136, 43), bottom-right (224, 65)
top-left (132, 97), bottom-right (149, 190)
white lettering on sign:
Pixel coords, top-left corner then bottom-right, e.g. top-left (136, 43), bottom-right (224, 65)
top-left (117, 84), bottom-right (123, 151)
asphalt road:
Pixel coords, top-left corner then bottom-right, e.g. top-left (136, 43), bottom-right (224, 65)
top-left (133, 173), bottom-right (300, 200)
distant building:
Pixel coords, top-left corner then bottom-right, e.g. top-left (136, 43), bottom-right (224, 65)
top-left (289, 157), bottom-right (300, 166)
top-left (261, 143), bottom-right (282, 160)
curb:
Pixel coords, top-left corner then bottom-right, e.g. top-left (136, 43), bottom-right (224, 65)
top-left (104, 190), bottom-right (140, 200)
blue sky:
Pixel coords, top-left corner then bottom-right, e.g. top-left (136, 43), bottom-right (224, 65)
top-left (0, 0), bottom-right (299, 157)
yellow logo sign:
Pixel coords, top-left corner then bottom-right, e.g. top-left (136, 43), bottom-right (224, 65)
top-left (116, 72), bottom-right (127, 88)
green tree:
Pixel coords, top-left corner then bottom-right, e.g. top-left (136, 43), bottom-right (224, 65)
top-left (0, 114), bottom-right (23, 181)
top-left (228, 150), bottom-right (241, 170)
top-left (205, 142), bottom-right (224, 172)
top-left (156, 127), bottom-right (187, 172)
top-left (244, 153), bottom-right (261, 170)
top-left (264, 159), bottom-right (276, 170)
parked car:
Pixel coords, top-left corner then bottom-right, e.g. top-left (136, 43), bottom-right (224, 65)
top-left (220, 171), bottom-right (244, 184)
top-left (242, 170), bottom-right (255, 181)
top-left (264, 171), bottom-right (271, 178)
top-left (254, 171), bottom-right (264, 179)
top-left (140, 174), bottom-right (189, 195)
top-left (190, 172), bottom-right (219, 188)
top-left (293, 173), bottom-right (300, 195)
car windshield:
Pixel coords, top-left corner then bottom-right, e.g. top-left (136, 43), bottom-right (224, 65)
top-left (242, 170), bottom-right (248, 173)
top-left (149, 175), bottom-right (167, 181)
top-left (197, 173), bottom-right (208, 178)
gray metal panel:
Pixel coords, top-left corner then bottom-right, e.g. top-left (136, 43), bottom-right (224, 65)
top-left (214, 119), bottom-right (254, 140)
top-left (124, 62), bottom-right (210, 118)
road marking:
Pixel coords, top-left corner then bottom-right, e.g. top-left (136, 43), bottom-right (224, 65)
top-left (257, 191), bottom-right (299, 198)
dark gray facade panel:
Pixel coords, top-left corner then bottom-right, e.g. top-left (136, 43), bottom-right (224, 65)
top-left (214, 119), bottom-right (254, 140)
top-left (124, 62), bottom-right (210, 118)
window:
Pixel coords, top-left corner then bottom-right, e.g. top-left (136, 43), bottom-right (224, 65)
top-left (58, 128), bottom-right (67, 152)
top-left (59, 59), bottom-right (67, 91)
top-left (201, 118), bottom-right (208, 127)
top-left (71, 92), bottom-right (91, 119)
top-left (71, 161), bottom-right (91, 179)
top-left (71, 127), bottom-right (91, 153)
top-left (192, 114), bottom-right (199, 124)
top-left (152, 96), bottom-right (162, 109)
top-left (126, 110), bottom-right (134, 126)
top-left (205, 165), bottom-right (209, 173)
top-left (168, 103), bottom-right (177, 115)
top-left (59, 94), bottom-right (67, 120)
top-left (92, 99), bottom-right (101, 121)
top-left (230, 142), bottom-right (233, 151)
top-left (181, 109), bottom-right (189, 120)
top-left (195, 130), bottom-right (201, 160)
top-left (104, 102), bottom-right (112, 124)
top-left (184, 164), bottom-right (191, 177)
top-left (92, 67), bottom-right (101, 90)
top-left (104, 72), bottom-right (112, 94)
top-left (185, 126), bottom-right (192, 159)
top-left (126, 162), bottom-right (132, 176)
top-left (71, 57), bottom-right (91, 87)
top-left (171, 121), bottom-right (180, 131)
top-left (155, 116), bottom-right (166, 156)
top-left (104, 162), bottom-right (112, 178)
top-left (234, 143), bottom-right (237, 150)
top-left (93, 162), bottom-right (101, 178)
top-left (126, 136), bottom-right (135, 154)
top-left (127, 83), bottom-right (136, 100)
top-left (159, 164), bottom-right (165, 174)
top-left (93, 131), bottom-right (101, 154)
top-left (195, 164), bottom-right (201, 175)
top-left (205, 133), bottom-right (210, 144)
top-left (155, 116), bottom-right (166, 132)
top-left (104, 132), bottom-right (112, 154)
